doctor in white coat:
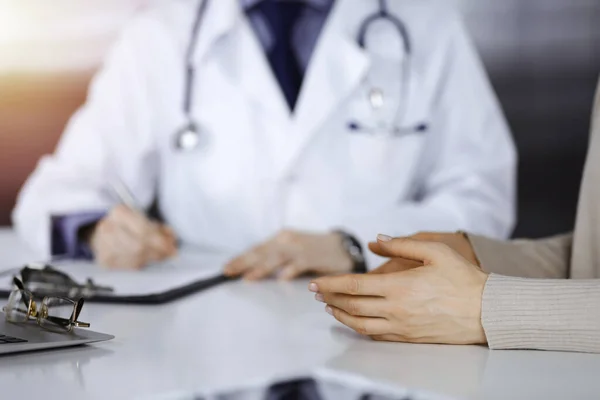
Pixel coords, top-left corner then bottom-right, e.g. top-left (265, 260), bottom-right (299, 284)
top-left (13, 0), bottom-right (516, 279)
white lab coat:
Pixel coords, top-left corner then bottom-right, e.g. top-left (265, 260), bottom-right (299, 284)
top-left (12, 0), bottom-right (516, 268)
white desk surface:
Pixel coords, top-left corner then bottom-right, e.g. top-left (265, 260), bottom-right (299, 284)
top-left (1, 228), bottom-right (599, 400)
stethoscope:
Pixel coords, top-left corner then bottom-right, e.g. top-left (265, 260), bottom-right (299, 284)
top-left (174, 0), bottom-right (426, 151)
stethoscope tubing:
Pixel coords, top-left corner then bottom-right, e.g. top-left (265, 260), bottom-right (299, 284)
top-left (175, 0), bottom-right (416, 150)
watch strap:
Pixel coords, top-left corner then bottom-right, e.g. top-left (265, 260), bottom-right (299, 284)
top-left (335, 230), bottom-right (367, 274)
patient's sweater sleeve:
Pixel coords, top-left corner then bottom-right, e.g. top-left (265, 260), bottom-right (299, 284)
top-left (481, 274), bottom-right (600, 353)
top-left (468, 234), bottom-right (600, 353)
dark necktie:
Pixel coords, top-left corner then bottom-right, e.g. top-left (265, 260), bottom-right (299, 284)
top-left (252, 0), bottom-right (305, 111)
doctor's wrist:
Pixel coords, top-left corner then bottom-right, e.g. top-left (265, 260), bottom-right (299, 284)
top-left (333, 230), bottom-right (367, 274)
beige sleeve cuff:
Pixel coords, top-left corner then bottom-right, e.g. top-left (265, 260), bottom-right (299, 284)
top-left (482, 274), bottom-right (600, 353)
top-left (467, 233), bottom-right (572, 278)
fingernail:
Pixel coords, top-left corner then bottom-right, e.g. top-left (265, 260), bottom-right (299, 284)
top-left (377, 234), bottom-right (393, 242)
top-left (315, 293), bottom-right (324, 302)
top-left (325, 306), bottom-right (333, 316)
top-left (308, 283), bottom-right (319, 292)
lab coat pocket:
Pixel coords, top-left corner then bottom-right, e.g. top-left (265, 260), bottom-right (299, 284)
top-left (347, 133), bottom-right (426, 188)
top-left (343, 68), bottom-right (431, 188)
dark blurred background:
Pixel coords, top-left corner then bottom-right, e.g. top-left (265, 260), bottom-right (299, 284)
top-left (457, 0), bottom-right (600, 237)
top-left (0, 0), bottom-right (599, 238)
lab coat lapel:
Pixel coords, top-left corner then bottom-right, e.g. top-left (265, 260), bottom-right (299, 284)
top-left (280, 1), bottom-right (371, 177)
top-left (200, 0), bottom-right (290, 121)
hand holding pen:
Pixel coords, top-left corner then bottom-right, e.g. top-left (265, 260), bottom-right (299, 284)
top-left (86, 179), bottom-right (178, 270)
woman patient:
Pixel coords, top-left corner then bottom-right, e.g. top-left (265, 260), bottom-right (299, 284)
top-left (309, 79), bottom-right (600, 353)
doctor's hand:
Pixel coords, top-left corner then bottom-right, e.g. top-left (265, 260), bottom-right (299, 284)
top-left (309, 235), bottom-right (489, 345)
top-left (223, 230), bottom-right (353, 281)
top-left (88, 205), bottom-right (178, 270)
top-left (368, 231), bottom-right (479, 275)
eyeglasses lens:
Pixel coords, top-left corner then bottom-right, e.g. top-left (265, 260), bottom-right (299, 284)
top-left (5, 290), bottom-right (30, 323)
top-left (39, 297), bottom-right (75, 332)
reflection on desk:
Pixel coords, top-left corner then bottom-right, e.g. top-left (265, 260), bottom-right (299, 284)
top-left (0, 346), bottom-right (113, 393)
top-left (324, 339), bottom-right (488, 399)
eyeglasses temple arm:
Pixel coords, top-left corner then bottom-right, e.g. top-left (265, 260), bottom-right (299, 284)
top-left (44, 315), bottom-right (90, 328)
top-left (73, 299), bottom-right (85, 321)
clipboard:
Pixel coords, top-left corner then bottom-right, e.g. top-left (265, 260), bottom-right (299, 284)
top-left (0, 250), bottom-right (235, 305)
top-left (0, 274), bottom-right (232, 305)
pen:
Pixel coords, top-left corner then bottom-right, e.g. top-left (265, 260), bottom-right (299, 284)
top-left (110, 179), bottom-right (180, 245)
top-left (108, 178), bottom-right (180, 247)
top-left (108, 178), bottom-right (145, 215)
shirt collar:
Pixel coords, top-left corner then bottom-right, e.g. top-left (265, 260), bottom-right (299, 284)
top-left (240, 0), bottom-right (333, 11)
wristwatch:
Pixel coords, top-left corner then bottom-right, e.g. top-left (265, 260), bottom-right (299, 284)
top-left (335, 230), bottom-right (367, 274)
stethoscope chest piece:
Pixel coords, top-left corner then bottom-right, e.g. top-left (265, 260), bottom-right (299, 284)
top-left (369, 88), bottom-right (385, 110)
top-left (175, 123), bottom-right (201, 151)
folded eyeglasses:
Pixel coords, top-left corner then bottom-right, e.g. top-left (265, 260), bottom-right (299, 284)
top-left (3, 276), bottom-right (91, 333)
